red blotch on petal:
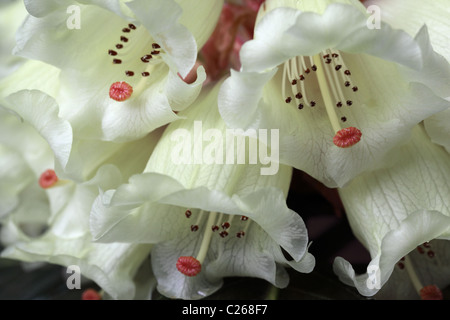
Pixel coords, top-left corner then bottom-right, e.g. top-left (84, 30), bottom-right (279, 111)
top-left (176, 256), bottom-right (201, 277)
top-left (109, 81), bottom-right (133, 101)
top-left (420, 285), bottom-right (443, 300)
top-left (82, 288), bottom-right (102, 300)
top-left (39, 169), bottom-right (58, 189)
top-left (333, 127), bottom-right (362, 148)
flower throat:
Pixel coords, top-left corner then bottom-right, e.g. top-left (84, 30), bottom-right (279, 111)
top-left (283, 49), bottom-right (362, 148)
top-left (107, 23), bottom-right (164, 102)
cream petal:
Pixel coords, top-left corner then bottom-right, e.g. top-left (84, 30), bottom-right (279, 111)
top-left (333, 125), bottom-right (450, 296)
top-left (4, 90), bottom-right (72, 169)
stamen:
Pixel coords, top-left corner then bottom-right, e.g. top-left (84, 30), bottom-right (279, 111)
top-left (39, 169), bottom-right (58, 189)
top-left (141, 55), bottom-right (152, 63)
top-left (283, 51), bottom-right (362, 148)
top-left (237, 216), bottom-right (251, 238)
top-left (219, 231), bottom-right (229, 238)
top-left (333, 127), bottom-right (362, 148)
top-left (323, 50), bottom-right (347, 107)
top-left (191, 210), bottom-right (205, 232)
top-left (106, 26), bottom-right (167, 101)
top-left (177, 212), bottom-right (218, 277)
top-left (236, 231), bottom-right (245, 238)
top-left (404, 255), bottom-right (443, 300)
top-left (294, 57), bottom-right (311, 105)
top-left (313, 54), bottom-right (342, 133)
top-left (109, 81), bottom-right (133, 101)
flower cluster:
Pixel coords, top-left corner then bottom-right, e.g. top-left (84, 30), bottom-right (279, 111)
top-left (0, 0), bottom-right (449, 300)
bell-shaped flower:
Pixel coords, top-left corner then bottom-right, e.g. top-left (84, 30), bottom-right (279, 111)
top-left (13, 0), bottom-right (223, 142)
top-left (364, 0), bottom-right (450, 154)
top-left (0, 112), bottom-right (52, 239)
top-left (1, 87), bottom-right (162, 182)
top-left (218, 0), bottom-right (450, 187)
top-left (1, 164), bottom-right (154, 300)
top-left (0, 89), bottom-right (158, 299)
top-left (91, 81), bottom-right (315, 300)
top-left (333, 125), bottom-right (450, 299)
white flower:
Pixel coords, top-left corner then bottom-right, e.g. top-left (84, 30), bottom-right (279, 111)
top-left (1, 87), bottom-right (163, 182)
top-left (91, 81), bottom-right (314, 299)
top-left (364, 0), bottom-right (450, 154)
top-left (1, 165), bottom-right (153, 300)
top-left (0, 91), bottom-right (72, 227)
top-left (13, 0), bottom-right (223, 142)
top-left (333, 125), bottom-right (450, 299)
top-left (218, 0), bottom-right (450, 187)
top-left (0, 89), bottom-right (158, 299)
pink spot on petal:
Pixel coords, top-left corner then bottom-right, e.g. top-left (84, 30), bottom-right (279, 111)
top-left (333, 127), bottom-right (362, 148)
top-left (176, 256), bottom-right (201, 277)
top-left (39, 169), bottom-right (58, 189)
top-left (109, 81), bottom-right (133, 101)
top-left (420, 285), bottom-right (443, 300)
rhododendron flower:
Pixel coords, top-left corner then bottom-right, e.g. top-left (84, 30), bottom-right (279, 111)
top-left (364, 0), bottom-right (450, 153)
top-left (0, 89), bottom-right (161, 299)
top-left (1, 163), bottom-right (154, 300)
top-left (91, 81), bottom-right (314, 299)
top-left (13, 0), bottom-right (223, 142)
top-left (218, 0), bottom-right (450, 187)
top-left (333, 125), bottom-right (450, 299)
